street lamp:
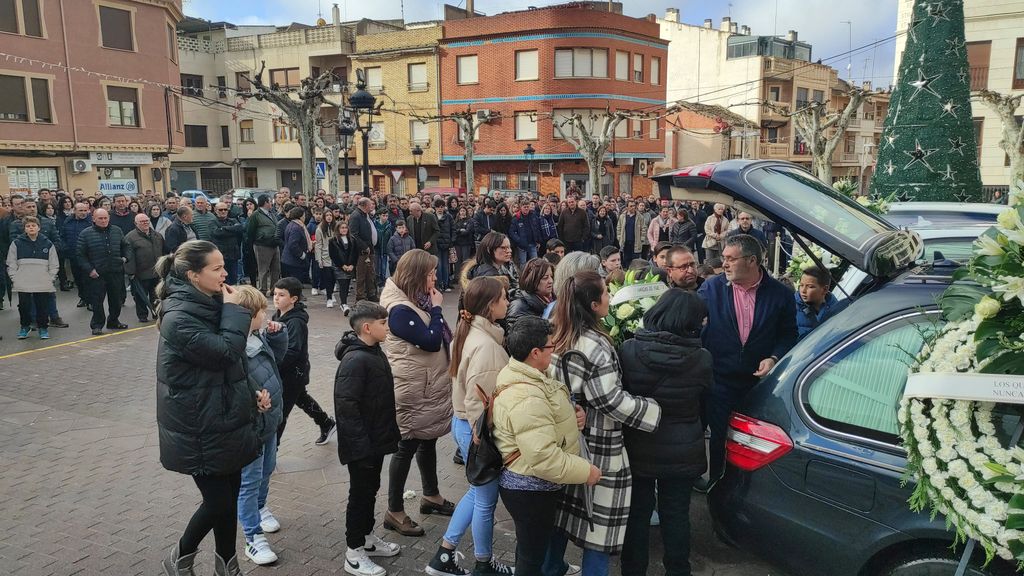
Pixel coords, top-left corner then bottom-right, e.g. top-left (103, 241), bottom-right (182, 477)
top-left (523, 143), bottom-right (535, 193)
top-left (349, 69), bottom-right (377, 197)
top-left (411, 144), bottom-right (424, 194)
top-left (338, 111), bottom-right (355, 196)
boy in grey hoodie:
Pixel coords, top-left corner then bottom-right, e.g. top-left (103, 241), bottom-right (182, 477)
top-left (6, 216), bottom-right (58, 339)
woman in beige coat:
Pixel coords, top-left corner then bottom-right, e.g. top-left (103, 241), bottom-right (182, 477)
top-left (379, 249), bottom-right (456, 537)
top-left (702, 203), bottom-right (730, 262)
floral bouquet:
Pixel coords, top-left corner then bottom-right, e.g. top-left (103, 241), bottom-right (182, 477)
top-left (834, 178), bottom-right (895, 216)
top-left (786, 242), bottom-right (841, 285)
top-left (603, 269), bottom-right (667, 346)
top-left (898, 179), bottom-right (1024, 564)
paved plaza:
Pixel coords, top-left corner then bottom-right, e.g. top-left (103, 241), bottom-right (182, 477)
top-left (0, 289), bottom-right (788, 576)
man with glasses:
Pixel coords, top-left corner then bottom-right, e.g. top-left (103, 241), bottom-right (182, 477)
top-left (211, 203), bottom-right (245, 285)
top-left (726, 211), bottom-right (767, 251)
top-left (664, 245), bottom-right (701, 291)
top-left (696, 234), bottom-right (796, 491)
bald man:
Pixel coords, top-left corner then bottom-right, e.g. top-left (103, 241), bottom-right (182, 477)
top-left (77, 208), bottom-right (129, 334)
top-left (124, 212), bottom-right (164, 322)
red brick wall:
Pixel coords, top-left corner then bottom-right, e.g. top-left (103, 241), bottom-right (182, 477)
top-left (457, 160), bottom-right (657, 199)
top-left (443, 6), bottom-right (661, 41)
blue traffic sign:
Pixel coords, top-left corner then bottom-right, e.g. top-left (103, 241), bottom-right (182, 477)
top-left (315, 161), bottom-right (327, 179)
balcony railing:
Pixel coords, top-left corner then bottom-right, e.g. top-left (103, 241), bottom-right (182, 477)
top-left (759, 142), bottom-right (789, 158)
top-left (970, 66), bottom-right (988, 91)
top-left (180, 26), bottom-right (355, 54)
top-left (762, 101), bottom-right (790, 117)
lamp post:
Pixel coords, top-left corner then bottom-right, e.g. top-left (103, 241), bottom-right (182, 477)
top-left (411, 144), bottom-right (424, 195)
top-left (349, 70), bottom-right (377, 197)
top-left (523, 143), bottom-right (535, 193)
top-left (338, 112), bottom-right (355, 196)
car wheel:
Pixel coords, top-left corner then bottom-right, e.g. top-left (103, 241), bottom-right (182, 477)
top-left (878, 549), bottom-right (1012, 576)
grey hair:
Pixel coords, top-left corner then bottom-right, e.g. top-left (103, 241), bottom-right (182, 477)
top-left (553, 251), bottom-right (601, 296)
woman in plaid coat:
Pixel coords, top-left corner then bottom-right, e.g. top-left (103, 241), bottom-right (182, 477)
top-left (546, 270), bottom-right (662, 576)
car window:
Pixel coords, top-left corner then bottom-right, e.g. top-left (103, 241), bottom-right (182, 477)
top-left (804, 315), bottom-right (942, 444)
top-left (921, 238), bottom-right (975, 263)
top-left (886, 212), bottom-right (997, 228)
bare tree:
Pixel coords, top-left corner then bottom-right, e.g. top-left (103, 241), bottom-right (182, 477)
top-left (313, 106), bottom-right (355, 199)
top-left (412, 108), bottom-right (486, 194)
top-left (550, 109), bottom-right (633, 198)
top-left (764, 88), bottom-right (872, 184)
top-left (975, 90), bottom-right (1024, 192)
top-left (246, 62), bottom-right (332, 197)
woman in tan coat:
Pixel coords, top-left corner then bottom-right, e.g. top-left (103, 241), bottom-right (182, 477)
top-left (379, 249), bottom-right (456, 537)
top-left (702, 203), bottom-right (730, 262)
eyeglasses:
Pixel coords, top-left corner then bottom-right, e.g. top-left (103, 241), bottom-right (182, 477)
top-left (722, 255), bottom-right (754, 264)
top-left (666, 263), bottom-right (697, 270)
top-left (540, 345), bottom-right (555, 350)
top-left (215, 209), bottom-right (228, 212)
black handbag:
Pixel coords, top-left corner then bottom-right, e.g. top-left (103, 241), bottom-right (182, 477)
top-left (465, 385), bottom-right (517, 486)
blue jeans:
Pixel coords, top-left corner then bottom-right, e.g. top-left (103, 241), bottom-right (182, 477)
top-left (224, 259), bottom-right (239, 286)
top-left (238, 434), bottom-right (278, 540)
top-left (543, 531), bottom-right (610, 576)
top-left (443, 416), bottom-right (498, 561)
top-left (516, 244), bottom-right (538, 269)
top-left (436, 251), bottom-right (451, 290)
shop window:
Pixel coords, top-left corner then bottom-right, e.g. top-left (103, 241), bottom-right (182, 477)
top-left (99, 5), bottom-right (133, 51)
top-left (489, 173), bottom-right (508, 191)
top-left (7, 166), bottom-right (59, 195)
top-left (106, 85), bottom-right (139, 127)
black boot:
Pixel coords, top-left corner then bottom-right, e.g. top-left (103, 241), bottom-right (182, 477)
top-left (161, 543), bottom-right (198, 576)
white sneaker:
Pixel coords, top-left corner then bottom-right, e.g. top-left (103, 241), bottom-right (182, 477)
top-left (327, 298), bottom-right (335, 308)
top-left (565, 565), bottom-right (582, 575)
top-left (245, 533), bottom-right (278, 565)
top-left (345, 548), bottom-right (386, 576)
top-left (363, 534), bottom-right (400, 557)
top-left (312, 288), bottom-right (319, 296)
top-left (343, 304), bottom-right (351, 317)
top-left (259, 507), bottom-right (281, 533)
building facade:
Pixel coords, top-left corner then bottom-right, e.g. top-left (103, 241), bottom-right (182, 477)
top-left (1, 0), bottom-right (184, 197)
top-left (439, 5), bottom-right (667, 198)
top-left (895, 0), bottom-right (1024, 193)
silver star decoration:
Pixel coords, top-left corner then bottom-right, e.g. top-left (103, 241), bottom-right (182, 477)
top-left (907, 68), bottom-right (942, 101)
top-left (940, 164), bottom-right (957, 181)
top-left (948, 136), bottom-right (966, 155)
top-left (907, 14), bottom-right (925, 42)
top-left (957, 68), bottom-right (969, 85)
top-left (891, 99), bottom-right (904, 124)
top-left (940, 99), bottom-right (960, 118)
top-left (928, 2), bottom-right (950, 25)
top-left (903, 139), bottom-right (939, 171)
top-left (953, 189), bottom-right (971, 202)
top-left (944, 37), bottom-right (964, 57)
top-left (883, 160), bottom-right (897, 176)
top-left (883, 132), bottom-right (899, 150)
top-left (919, 52), bottom-right (927, 66)
top-left (895, 189), bottom-right (913, 202)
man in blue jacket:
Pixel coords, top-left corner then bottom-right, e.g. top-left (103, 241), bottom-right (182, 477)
top-left (61, 203), bottom-right (93, 307)
top-left (508, 202), bottom-right (540, 268)
top-left (697, 234), bottom-right (797, 489)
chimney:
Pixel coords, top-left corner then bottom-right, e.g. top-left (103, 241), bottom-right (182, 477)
top-left (862, 80), bottom-right (873, 90)
top-left (703, 18), bottom-right (713, 28)
top-left (466, 0), bottom-right (474, 17)
top-left (730, 22), bottom-right (738, 33)
top-left (332, 3), bottom-right (340, 26)
top-left (786, 30), bottom-right (798, 42)
top-left (720, 17), bottom-right (731, 32)
top-left (665, 8), bottom-right (680, 22)
top-left (741, 25), bottom-right (750, 35)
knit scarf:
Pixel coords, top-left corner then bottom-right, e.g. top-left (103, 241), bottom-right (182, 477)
top-left (414, 291), bottom-right (453, 346)
top-left (713, 215), bottom-right (724, 234)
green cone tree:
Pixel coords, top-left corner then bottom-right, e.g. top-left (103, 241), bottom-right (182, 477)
top-left (870, 0), bottom-right (982, 202)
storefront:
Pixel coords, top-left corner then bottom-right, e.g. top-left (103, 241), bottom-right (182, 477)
top-left (6, 166), bottom-right (61, 196)
top-left (90, 152), bottom-right (154, 197)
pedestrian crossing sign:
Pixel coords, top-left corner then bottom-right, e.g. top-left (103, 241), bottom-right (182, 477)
top-left (315, 161), bottom-right (327, 180)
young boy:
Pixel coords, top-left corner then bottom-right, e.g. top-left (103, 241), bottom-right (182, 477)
top-left (334, 301), bottom-right (402, 576)
top-left (234, 285), bottom-right (288, 566)
top-left (386, 220), bottom-right (415, 275)
top-left (6, 216), bottom-right (58, 340)
top-left (795, 266), bottom-right (849, 339)
top-left (273, 277), bottom-right (337, 446)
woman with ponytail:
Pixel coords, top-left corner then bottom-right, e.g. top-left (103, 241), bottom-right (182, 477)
top-left (426, 276), bottom-right (512, 576)
top-left (155, 240), bottom-right (259, 576)
top-left (544, 270), bottom-right (662, 576)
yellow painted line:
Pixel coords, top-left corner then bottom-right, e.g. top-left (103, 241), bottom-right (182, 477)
top-left (0, 324), bottom-right (155, 361)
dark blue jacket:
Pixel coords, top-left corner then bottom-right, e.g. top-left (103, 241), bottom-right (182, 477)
top-left (281, 221), bottom-right (308, 268)
top-left (508, 211), bottom-right (540, 249)
top-left (61, 215), bottom-right (92, 257)
top-left (245, 329), bottom-right (288, 442)
top-left (472, 210), bottom-right (496, 241)
top-left (726, 226), bottom-right (768, 250)
top-left (697, 269), bottom-right (797, 388)
top-left (795, 292), bottom-right (849, 339)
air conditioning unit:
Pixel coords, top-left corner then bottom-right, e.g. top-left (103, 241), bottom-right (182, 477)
top-left (476, 109), bottom-right (491, 122)
top-left (636, 159), bottom-right (649, 176)
top-left (70, 159), bottom-right (92, 174)
top-left (537, 162), bottom-right (554, 174)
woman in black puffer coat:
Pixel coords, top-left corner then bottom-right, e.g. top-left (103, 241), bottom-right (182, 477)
top-left (155, 240), bottom-right (258, 576)
top-left (618, 289), bottom-right (712, 576)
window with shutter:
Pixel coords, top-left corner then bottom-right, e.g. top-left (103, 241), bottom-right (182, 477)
top-left (0, 74), bottom-right (28, 121)
top-left (515, 112), bottom-right (537, 140)
top-left (457, 55), bottom-right (478, 84)
top-left (649, 119), bottom-right (658, 140)
top-left (236, 72), bottom-right (252, 91)
top-left (240, 120), bottom-right (254, 143)
top-left (591, 49), bottom-right (607, 78)
top-left (366, 67), bottom-right (383, 92)
top-left (408, 63), bottom-right (427, 91)
top-left (614, 117), bottom-right (627, 138)
top-left (410, 120), bottom-right (429, 144)
top-left (515, 50), bottom-right (538, 81)
top-left (31, 77), bottom-right (50, 123)
top-left (573, 48), bottom-right (592, 77)
top-left (651, 57), bottom-right (660, 85)
top-left (99, 6), bottom-right (133, 51)
top-left (616, 51), bottom-right (628, 80)
top-left (552, 109), bottom-right (572, 138)
top-left (270, 68), bottom-right (300, 89)
top-left (554, 50), bottom-right (573, 78)
top-left (632, 53), bottom-right (643, 82)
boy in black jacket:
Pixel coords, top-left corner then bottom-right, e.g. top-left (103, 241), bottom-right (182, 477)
top-left (334, 301), bottom-right (402, 576)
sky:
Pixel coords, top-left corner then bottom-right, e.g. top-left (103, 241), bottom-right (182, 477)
top-left (184, 0), bottom-right (901, 92)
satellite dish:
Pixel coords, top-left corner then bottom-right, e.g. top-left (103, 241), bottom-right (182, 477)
top-left (316, 17), bottom-right (327, 26)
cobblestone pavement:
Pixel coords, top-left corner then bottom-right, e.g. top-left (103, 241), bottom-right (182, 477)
top-left (0, 288), bottom-right (789, 576)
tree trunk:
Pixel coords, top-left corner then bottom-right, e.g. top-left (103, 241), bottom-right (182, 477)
top-left (977, 90), bottom-right (1024, 203)
top-left (298, 122), bottom-right (317, 197)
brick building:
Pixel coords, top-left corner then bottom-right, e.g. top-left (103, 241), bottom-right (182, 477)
top-left (1, 0), bottom-right (185, 198)
top-left (439, 4), bottom-right (667, 198)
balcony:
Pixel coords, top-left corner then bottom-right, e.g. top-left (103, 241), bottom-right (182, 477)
top-left (759, 142), bottom-right (789, 158)
top-left (181, 26), bottom-right (354, 54)
top-left (840, 152), bottom-right (859, 163)
top-left (761, 101), bottom-right (790, 122)
top-left (970, 66), bottom-right (988, 91)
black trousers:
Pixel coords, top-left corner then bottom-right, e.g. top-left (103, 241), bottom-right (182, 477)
top-left (71, 264), bottom-right (88, 300)
top-left (88, 271), bottom-right (125, 329)
top-left (621, 476), bottom-right (695, 576)
top-left (130, 277), bottom-right (158, 321)
top-left (180, 471), bottom-right (242, 560)
top-left (335, 276), bottom-right (352, 307)
top-left (277, 384), bottom-right (332, 442)
top-left (346, 454), bottom-right (385, 549)
top-left (387, 438), bottom-right (439, 512)
top-left (500, 487), bottom-right (561, 575)
top-left (17, 292), bottom-right (49, 329)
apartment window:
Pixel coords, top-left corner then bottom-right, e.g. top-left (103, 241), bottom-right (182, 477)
top-left (274, 121), bottom-right (298, 142)
top-left (973, 117), bottom-right (983, 163)
top-left (844, 134), bottom-right (857, 154)
top-left (489, 173), bottom-right (508, 191)
top-left (0, 74), bottom-right (27, 121)
top-left (615, 51), bottom-right (629, 80)
top-left (614, 117), bottom-right (627, 138)
top-left (651, 57), bottom-right (661, 86)
top-left (173, 94), bottom-right (182, 132)
top-left (649, 118), bottom-right (658, 140)
top-left (220, 125), bottom-right (229, 148)
top-left (796, 87), bottom-right (809, 108)
top-left (180, 74), bottom-right (203, 97)
top-left (966, 41), bottom-right (991, 91)
top-left (236, 72), bottom-right (251, 92)
top-left (167, 23), bottom-right (176, 61)
top-left (365, 67), bottom-right (382, 93)
top-left (764, 127), bottom-right (779, 143)
top-left (632, 118), bottom-right (643, 139)
top-left (1, 0), bottom-right (43, 37)
top-left (554, 48), bottom-right (608, 78)
top-left (457, 55), bottom-right (478, 84)
top-left (518, 173), bottom-right (537, 192)
top-left (812, 90), bottom-right (825, 104)
top-left (632, 53), bottom-right (643, 82)
top-left (768, 86), bottom-right (781, 102)
top-left (216, 76), bottom-right (227, 98)
top-left (515, 50), bottom-right (538, 81)
top-left (99, 5), bottom-right (134, 51)
top-left (269, 67), bottom-right (300, 89)
top-left (30, 77), bottom-right (50, 123)
top-left (240, 119), bottom-right (254, 143)
top-left (369, 122), bottom-right (385, 147)
top-left (515, 112), bottom-right (537, 140)
top-left (106, 85), bottom-right (139, 127)
top-left (184, 125), bottom-right (208, 148)
top-left (1014, 38), bottom-right (1024, 90)
top-left (409, 120), bottom-right (429, 144)
top-left (408, 63), bottom-right (427, 91)
top-left (553, 109), bottom-right (599, 139)
top-left (618, 172), bottom-right (632, 197)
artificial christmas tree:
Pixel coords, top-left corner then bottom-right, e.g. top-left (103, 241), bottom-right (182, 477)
top-left (870, 0), bottom-right (983, 202)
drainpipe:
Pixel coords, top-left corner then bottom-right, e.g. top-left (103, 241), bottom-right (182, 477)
top-left (58, 0), bottom-right (79, 151)
top-left (164, 87), bottom-right (174, 196)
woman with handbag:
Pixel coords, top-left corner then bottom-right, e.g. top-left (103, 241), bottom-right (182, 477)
top-left (426, 277), bottom-right (513, 576)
